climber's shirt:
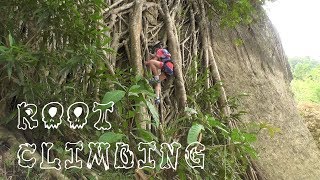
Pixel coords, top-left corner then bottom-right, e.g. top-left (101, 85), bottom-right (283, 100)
top-left (156, 48), bottom-right (174, 76)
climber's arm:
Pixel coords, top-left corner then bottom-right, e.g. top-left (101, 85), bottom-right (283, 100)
top-left (149, 53), bottom-right (156, 58)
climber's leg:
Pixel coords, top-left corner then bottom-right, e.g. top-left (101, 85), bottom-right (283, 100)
top-left (154, 73), bottom-right (167, 104)
top-left (145, 59), bottom-right (167, 104)
top-left (159, 73), bottom-right (167, 81)
top-left (145, 59), bottom-right (163, 83)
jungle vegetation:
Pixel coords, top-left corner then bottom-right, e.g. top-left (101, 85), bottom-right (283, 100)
top-left (0, 0), bottom-right (274, 179)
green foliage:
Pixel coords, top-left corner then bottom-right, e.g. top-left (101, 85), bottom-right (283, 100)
top-left (255, 122), bottom-right (281, 138)
top-left (293, 63), bottom-right (314, 80)
top-left (181, 60), bottom-right (259, 179)
top-left (234, 38), bottom-right (244, 46)
top-left (207, 0), bottom-right (271, 27)
top-left (289, 57), bottom-right (320, 103)
top-left (186, 66), bottom-right (220, 112)
top-left (102, 90), bottom-right (126, 109)
top-left (181, 109), bottom-right (258, 179)
top-left (187, 123), bottom-right (204, 144)
top-left (99, 132), bottom-right (125, 144)
top-left (289, 56), bottom-right (319, 70)
top-left (0, 0), bottom-right (110, 122)
top-left (146, 101), bottom-right (160, 127)
top-left (96, 74), bottom-right (158, 140)
top-left (0, 0), bottom-right (115, 178)
top-left (80, 62), bottom-right (261, 179)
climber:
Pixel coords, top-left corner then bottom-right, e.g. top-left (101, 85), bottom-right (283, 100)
top-left (145, 41), bottom-right (174, 105)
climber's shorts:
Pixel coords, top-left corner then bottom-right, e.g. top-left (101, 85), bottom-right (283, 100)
top-left (160, 61), bottom-right (174, 76)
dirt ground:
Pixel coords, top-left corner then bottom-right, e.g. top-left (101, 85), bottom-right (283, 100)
top-left (298, 102), bottom-right (320, 148)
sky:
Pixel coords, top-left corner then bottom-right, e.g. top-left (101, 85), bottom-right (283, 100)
top-left (264, 0), bottom-right (320, 60)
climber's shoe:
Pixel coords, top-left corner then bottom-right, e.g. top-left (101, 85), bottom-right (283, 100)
top-left (148, 77), bottom-right (160, 85)
top-left (155, 97), bottom-right (161, 105)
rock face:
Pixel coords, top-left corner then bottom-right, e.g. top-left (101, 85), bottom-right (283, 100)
top-left (212, 13), bottom-right (320, 179)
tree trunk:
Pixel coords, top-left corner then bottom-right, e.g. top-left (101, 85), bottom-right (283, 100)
top-left (129, 0), bottom-right (148, 129)
top-left (160, 0), bottom-right (187, 112)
